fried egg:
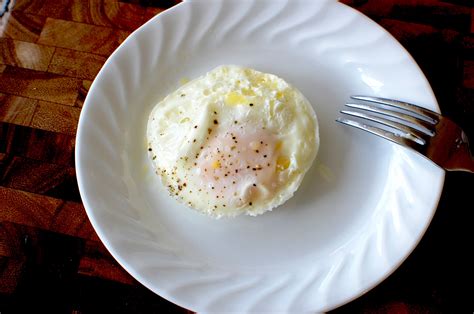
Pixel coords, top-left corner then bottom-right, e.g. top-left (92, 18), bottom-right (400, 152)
top-left (147, 65), bottom-right (319, 218)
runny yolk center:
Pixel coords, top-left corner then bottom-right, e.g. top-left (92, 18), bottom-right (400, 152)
top-left (197, 128), bottom-right (279, 204)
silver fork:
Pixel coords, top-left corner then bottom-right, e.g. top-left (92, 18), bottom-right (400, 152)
top-left (336, 95), bottom-right (474, 173)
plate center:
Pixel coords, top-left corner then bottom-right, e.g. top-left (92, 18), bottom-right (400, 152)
top-left (125, 47), bottom-right (391, 271)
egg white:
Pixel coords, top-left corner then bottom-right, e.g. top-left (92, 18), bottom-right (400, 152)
top-left (147, 65), bottom-right (319, 218)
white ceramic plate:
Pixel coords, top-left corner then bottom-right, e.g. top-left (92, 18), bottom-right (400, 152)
top-left (76, 0), bottom-right (445, 312)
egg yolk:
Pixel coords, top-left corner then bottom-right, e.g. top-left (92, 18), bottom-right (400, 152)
top-left (197, 128), bottom-right (279, 206)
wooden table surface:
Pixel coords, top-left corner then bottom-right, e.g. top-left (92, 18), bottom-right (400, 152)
top-left (0, 0), bottom-right (473, 312)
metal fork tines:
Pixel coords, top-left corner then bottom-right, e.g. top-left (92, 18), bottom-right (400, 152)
top-left (337, 95), bottom-right (474, 173)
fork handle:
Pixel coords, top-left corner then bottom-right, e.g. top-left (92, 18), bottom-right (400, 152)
top-left (445, 133), bottom-right (474, 173)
